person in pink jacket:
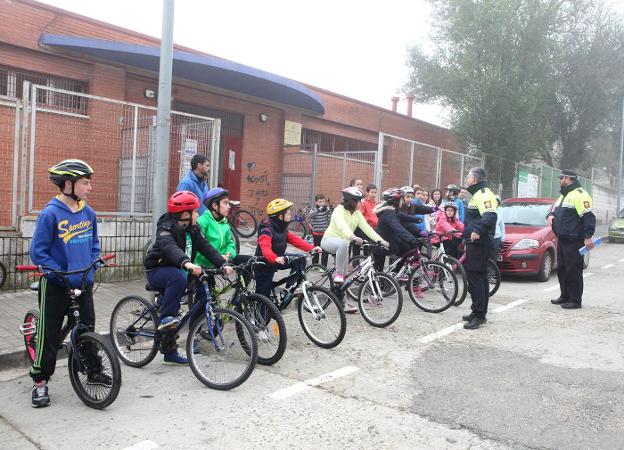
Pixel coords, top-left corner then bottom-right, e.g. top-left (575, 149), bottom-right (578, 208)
top-left (433, 202), bottom-right (464, 258)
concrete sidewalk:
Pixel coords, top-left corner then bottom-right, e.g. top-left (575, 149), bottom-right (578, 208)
top-left (0, 278), bottom-right (148, 369)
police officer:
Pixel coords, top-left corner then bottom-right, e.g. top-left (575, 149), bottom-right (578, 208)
top-left (462, 167), bottom-right (498, 330)
top-left (547, 169), bottom-right (596, 309)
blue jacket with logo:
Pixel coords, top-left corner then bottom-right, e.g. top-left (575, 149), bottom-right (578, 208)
top-left (177, 170), bottom-right (209, 215)
top-left (30, 197), bottom-right (100, 287)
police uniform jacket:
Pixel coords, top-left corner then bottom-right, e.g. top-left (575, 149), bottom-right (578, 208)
top-left (548, 181), bottom-right (596, 241)
top-left (462, 181), bottom-right (498, 246)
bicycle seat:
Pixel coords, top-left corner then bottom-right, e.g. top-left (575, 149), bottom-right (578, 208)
top-left (145, 283), bottom-right (161, 292)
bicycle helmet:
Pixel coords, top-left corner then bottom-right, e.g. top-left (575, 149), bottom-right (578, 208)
top-left (444, 201), bottom-right (458, 211)
top-left (205, 187), bottom-right (229, 208)
top-left (48, 159), bottom-right (95, 200)
top-left (400, 186), bottom-right (414, 197)
top-left (266, 198), bottom-right (293, 216)
top-left (382, 187), bottom-right (402, 201)
top-left (444, 184), bottom-right (461, 195)
top-left (341, 186), bottom-right (364, 201)
top-left (167, 191), bottom-right (200, 213)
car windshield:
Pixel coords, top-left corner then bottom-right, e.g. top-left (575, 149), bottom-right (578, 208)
top-left (501, 203), bottom-right (552, 227)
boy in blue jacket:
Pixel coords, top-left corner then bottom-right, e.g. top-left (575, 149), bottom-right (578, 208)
top-left (29, 159), bottom-right (101, 408)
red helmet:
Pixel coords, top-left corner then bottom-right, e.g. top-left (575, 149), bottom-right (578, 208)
top-left (167, 191), bottom-right (200, 213)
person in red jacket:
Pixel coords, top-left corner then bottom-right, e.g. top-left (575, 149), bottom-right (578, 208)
top-left (359, 184), bottom-right (378, 229)
top-left (254, 198), bottom-right (320, 298)
top-left (433, 202), bottom-right (464, 258)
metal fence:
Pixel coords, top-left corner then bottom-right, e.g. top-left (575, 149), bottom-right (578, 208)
top-left (23, 83), bottom-right (221, 218)
top-left (0, 99), bottom-right (20, 230)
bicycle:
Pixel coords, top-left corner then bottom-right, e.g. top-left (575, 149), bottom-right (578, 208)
top-left (265, 251), bottom-right (346, 348)
top-left (210, 257), bottom-right (287, 365)
top-left (305, 243), bottom-right (403, 327)
top-left (287, 207), bottom-right (314, 241)
top-left (228, 201), bottom-right (258, 238)
top-left (421, 232), bottom-right (469, 307)
top-left (17, 254), bottom-right (122, 409)
top-left (110, 267), bottom-right (258, 390)
top-left (457, 241), bottom-right (501, 297)
top-left (0, 259), bottom-right (6, 289)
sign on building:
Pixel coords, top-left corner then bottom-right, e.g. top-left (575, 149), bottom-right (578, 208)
top-left (284, 120), bottom-right (302, 146)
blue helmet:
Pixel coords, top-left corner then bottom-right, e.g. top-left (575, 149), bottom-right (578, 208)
top-left (204, 187), bottom-right (229, 209)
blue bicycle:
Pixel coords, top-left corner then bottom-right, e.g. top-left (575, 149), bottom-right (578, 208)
top-left (109, 267), bottom-right (258, 390)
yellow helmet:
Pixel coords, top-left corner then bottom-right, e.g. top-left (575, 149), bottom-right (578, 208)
top-left (266, 198), bottom-right (293, 216)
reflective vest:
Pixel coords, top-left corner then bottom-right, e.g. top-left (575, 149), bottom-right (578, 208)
top-left (552, 187), bottom-right (595, 240)
top-left (463, 186), bottom-right (498, 244)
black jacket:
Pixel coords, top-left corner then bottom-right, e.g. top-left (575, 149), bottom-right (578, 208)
top-left (463, 181), bottom-right (497, 246)
top-left (374, 203), bottom-right (420, 256)
top-left (549, 181), bottom-right (596, 241)
top-left (144, 213), bottom-right (226, 270)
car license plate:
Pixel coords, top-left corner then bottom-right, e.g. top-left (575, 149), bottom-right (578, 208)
top-left (497, 255), bottom-right (503, 262)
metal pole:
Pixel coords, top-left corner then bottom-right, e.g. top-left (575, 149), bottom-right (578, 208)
top-left (151, 0), bottom-right (175, 238)
top-left (310, 143), bottom-right (318, 206)
top-left (130, 106), bottom-right (138, 216)
top-left (375, 132), bottom-right (384, 190)
top-left (408, 142), bottom-right (414, 186)
top-left (618, 96), bottom-right (624, 215)
top-left (12, 100), bottom-right (21, 228)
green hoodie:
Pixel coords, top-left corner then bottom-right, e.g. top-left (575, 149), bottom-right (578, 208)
top-left (195, 211), bottom-right (237, 267)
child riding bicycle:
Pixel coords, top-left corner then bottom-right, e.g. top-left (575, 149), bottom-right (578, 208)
top-left (29, 159), bottom-right (100, 408)
top-left (254, 198), bottom-right (320, 300)
top-left (144, 190), bottom-right (233, 365)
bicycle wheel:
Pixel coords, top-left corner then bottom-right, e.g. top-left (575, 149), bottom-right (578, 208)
top-left (235, 293), bottom-right (287, 366)
top-left (109, 295), bottom-right (159, 367)
top-left (304, 264), bottom-right (332, 289)
top-left (408, 261), bottom-right (457, 313)
top-left (0, 261), bottom-right (6, 289)
top-left (67, 332), bottom-right (122, 409)
top-left (487, 259), bottom-right (501, 297)
top-left (22, 309), bottom-right (39, 364)
top-left (297, 286), bottom-right (346, 348)
top-left (358, 272), bottom-right (403, 328)
top-left (442, 256), bottom-right (468, 307)
top-left (233, 209), bottom-right (258, 238)
top-left (232, 228), bottom-right (241, 255)
top-left (346, 255), bottom-right (367, 300)
top-left (187, 307), bottom-right (257, 390)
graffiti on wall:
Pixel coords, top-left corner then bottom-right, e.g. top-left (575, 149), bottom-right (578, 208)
top-left (245, 161), bottom-right (270, 216)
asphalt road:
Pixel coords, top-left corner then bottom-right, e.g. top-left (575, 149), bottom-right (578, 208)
top-left (1, 242), bottom-right (623, 449)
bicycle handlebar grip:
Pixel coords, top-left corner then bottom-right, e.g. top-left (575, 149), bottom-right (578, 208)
top-left (101, 253), bottom-right (116, 261)
top-left (16, 264), bottom-right (38, 271)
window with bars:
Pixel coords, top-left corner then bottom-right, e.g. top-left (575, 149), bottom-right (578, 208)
top-left (0, 65), bottom-right (87, 115)
top-left (302, 128), bottom-right (377, 153)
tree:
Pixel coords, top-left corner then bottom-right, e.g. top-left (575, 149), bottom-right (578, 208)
top-left (407, 0), bottom-right (624, 174)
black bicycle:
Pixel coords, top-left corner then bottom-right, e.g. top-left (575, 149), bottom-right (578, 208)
top-left (110, 267), bottom-right (258, 390)
top-left (211, 257), bottom-right (287, 366)
top-left (228, 201), bottom-right (258, 238)
top-left (264, 252), bottom-right (346, 349)
top-left (17, 254), bottom-right (122, 409)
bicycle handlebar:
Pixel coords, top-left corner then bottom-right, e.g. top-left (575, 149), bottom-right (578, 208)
top-left (16, 253), bottom-right (116, 275)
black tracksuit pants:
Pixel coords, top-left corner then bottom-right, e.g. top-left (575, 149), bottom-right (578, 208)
top-left (556, 238), bottom-right (585, 304)
top-left (465, 243), bottom-right (490, 318)
top-left (30, 277), bottom-right (96, 382)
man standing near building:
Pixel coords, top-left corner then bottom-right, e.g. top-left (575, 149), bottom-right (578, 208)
top-left (462, 167), bottom-right (497, 330)
top-left (177, 154), bottom-right (210, 215)
top-left (547, 169), bottom-right (596, 309)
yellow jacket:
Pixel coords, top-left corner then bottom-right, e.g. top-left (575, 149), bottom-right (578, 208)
top-left (323, 204), bottom-right (383, 242)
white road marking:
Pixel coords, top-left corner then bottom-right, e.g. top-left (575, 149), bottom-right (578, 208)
top-left (492, 298), bottom-right (529, 313)
top-left (121, 440), bottom-right (159, 450)
top-left (583, 272), bottom-right (594, 278)
top-left (269, 366), bottom-right (359, 400)
top-left (417, 323), bottom-right (464, 344)
top-left (544, 284), bottom-right (559, 292)
top-left (602, 264), bottom-right (614, 269)
top-left (620, 258), bottom-right (624, 263)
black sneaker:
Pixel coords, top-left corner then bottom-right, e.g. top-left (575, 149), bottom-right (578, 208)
top-left (561, 302), bottom-right (581, 309)
top-left (464, 316), bottom-right (487, 330)
top-left (31, 382), bottom-right (50, 408)
top-left (550, 297), bottom-right (567, 305)
top-left (87, 372), bottom-right (113, 387)
top-left (462, 312), bottom-right (476, 321)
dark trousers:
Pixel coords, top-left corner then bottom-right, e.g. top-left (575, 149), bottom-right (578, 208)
top-left (194, 255), bottom-right (253, 304)
top-left (442, 238), bottom-right (461, 259)
top-left (557, 238), bottom-right (584, 304)
top-left (254, 253), bottom-right (305, 299)
top-left (31, 277), bottom-right (95, 382)
top-left (489, 237), bottom-right (502, 262)
top-left (465, 243), bottom-right (490, 318)
top-left (146, 266), bottom-right (187, 318)
top-left (312, 234), bottom-right (329, 266)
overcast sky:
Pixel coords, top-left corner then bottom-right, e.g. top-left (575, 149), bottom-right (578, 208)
top-left (37, 0), bottom-right (446, 126)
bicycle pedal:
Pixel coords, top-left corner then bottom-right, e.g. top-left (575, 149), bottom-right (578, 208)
top-left (19, 322), bottom-right (37, 336)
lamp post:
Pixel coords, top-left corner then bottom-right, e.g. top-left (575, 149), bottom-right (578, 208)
top-left (152, 0), bottom-right (175, 238)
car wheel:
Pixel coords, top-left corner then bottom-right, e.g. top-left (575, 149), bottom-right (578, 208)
top-left (537, 250), bottom-right (553, 282)
top-left (582, 250), bottom-right (590, 269)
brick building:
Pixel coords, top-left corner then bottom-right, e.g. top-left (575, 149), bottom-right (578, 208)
top-left (0, 0), bottom-right (462, 230)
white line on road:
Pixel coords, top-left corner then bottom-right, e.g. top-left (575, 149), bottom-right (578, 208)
top-left (544, 284), bottom-right (559, 292)
top-left (493, 298), bottom-right (529, 313)
top-left (417, 323), bottom-right (465, 344)
top-left (602, 264), bottom-right (614, 269)
top-left (583, 272), bottom-right (594, 278)
top-left (620, 258), bottom-right (624, 263)
top-left (269, 366), bottom-right (359, 400)
top-left (121, 440), bottom-right (159, 450)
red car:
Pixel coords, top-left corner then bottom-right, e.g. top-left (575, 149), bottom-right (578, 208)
top-left (497, 197), bottom-right (589, 281)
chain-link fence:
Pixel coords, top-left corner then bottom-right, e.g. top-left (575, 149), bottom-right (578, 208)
top-left (0, 99), bottom-right (20, 229)
top-left (25, 83), bottom-right (220, 217)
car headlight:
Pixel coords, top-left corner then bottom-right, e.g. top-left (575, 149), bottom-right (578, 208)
top-left (511, 239), bottom-right (539, 250)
